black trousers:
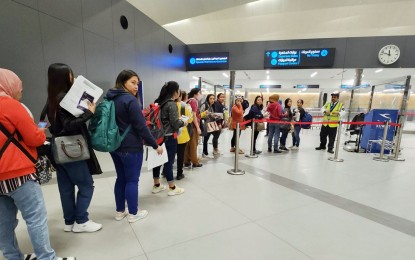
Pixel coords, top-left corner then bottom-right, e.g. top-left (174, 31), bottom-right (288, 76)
top-left (176, 143), bottom-right (186, 176)
top-left (253, 130), bottom-right (260, 151)
top-left (231, 129), bottom-right (242, 148)
top-left (203, 131), bottom-right (221, 155)
top-left (319, 125), bottom-right (337, 150)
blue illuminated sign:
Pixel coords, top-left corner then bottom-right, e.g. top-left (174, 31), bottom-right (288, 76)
top-left (259, 85), bottom-right (281, 89)
top-left (340, 84), bottom-right (370, 89)
top-left (187, 52), bottom-right (229, 71)
top-left (223, 85), bottom-right (242, 89)
top-left (264, 48), bottom-right (335, 68)
top-left (297, 84), bottom-right (319, 89)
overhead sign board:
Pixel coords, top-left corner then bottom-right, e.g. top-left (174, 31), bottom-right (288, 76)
top-left (223, 85), bottom-right (242, 89)
top-left (259, 85), bottom-right (281, 89)
top-left (340, 84), bottom-right (370, 89)
top-left (297, 84), bottom-right (319, 89)
top-left (187, 52), bottom-right (229, 71)
top-left (264, 48), bottom-right (335, 69)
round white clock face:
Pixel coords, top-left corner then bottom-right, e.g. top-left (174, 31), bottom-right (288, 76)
top-left (378, 45), bottom-right (400, 65)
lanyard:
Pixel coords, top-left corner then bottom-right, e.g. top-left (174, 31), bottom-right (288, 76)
top-left (330, 102), bottom-right (337, 112)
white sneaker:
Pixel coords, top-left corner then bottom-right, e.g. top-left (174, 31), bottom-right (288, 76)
top-left (212, 149), bottom-right (223, 155)
top-left (168, 186), bottom-right (185, 196)
top-left (26, 253), bottom-right (76, 260)
top-left (127, 210), bottom-right (148, 223)
top-left (64, 224), bottom-right (73, 232)
top-left (58, 257), bottom-right (76, 260)
top-left (288, 146), bottom-right (294, 149)
top-left (291, 146), bottom-right (299, 150)
top-left (152, 184), bottom-right (167, 194)
top-left (115, 210), bottom-right (128, 221)
top-left (202, 153), bottom-right (214, 159)
top-left (72, 220), bottom-right (102, 233)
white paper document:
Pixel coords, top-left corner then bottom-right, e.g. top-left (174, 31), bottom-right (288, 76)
top-left (59, 75), bottom-right (103, 117)
top-left (147, 143), bottom-right (168, 170)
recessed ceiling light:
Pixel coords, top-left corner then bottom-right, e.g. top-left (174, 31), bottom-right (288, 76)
top-left (266, 75), bottom-right (270, 80)
top-left (362, 74), bottom-right (365, 78)
top-left (375, 69), bottom-right (383, 73)
top-left (310, 72), bottom-right (318, 78)
top-left (192, 76), bottom-right (199, 80)
top-left (266, 70), bottom-right (270, 74)
top-left (222, 73), bottom-right (229, 78)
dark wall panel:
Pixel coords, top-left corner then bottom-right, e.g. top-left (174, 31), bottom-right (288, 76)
top-left (81, 0), bottom-right (113, 40)
top-left (38, 0), bottom-right (83, 27)
top-left (0, 1), bottom-right (46, 118)
top-left (0, 0), bottom-right (188, 120)
top-left (84, 31), bottom-right (116, 90)
top-left (40, 13), bottom-right (87, 77)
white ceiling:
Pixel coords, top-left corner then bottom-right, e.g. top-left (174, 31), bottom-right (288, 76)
top-left (128, 0), bottom-right (415, 44)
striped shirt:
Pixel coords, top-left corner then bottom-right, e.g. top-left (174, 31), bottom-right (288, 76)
top-left (0, 173), bottom-right (37, 195)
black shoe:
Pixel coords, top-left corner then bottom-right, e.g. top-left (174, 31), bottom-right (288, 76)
top-left (267, 148), bottom-right (272, 152)
top-left (315, 147), bottom-right (326, 151)
top-left (192, 163), bottom-right (203, 168)
top-left (280, 147), bottom-right (288, 151)
top-left (184, 163), bottom-right (191, 169)
top-left (327, 149), bottom-right (334, 154)
top-left (273, 149), bottom-right (282, 153)
top-left (176, 174), bottom-right (185, 180)
top-left (254, 150), bottom-right (262, 154)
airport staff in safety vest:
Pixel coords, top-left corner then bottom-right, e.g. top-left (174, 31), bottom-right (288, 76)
top-left (315, 91), bottom-right (345, 154)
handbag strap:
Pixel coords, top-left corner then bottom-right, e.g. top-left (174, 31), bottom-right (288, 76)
top-left (0, 123), bottom-right (37, 164)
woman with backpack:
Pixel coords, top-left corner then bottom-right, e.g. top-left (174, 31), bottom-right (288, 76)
top-left (46, 63), bottom-right (103, 233)
top-left (290, 99), bottom-right (305, 150)
top-left (152, 81), bottom-right (187, 196)
top-left (107, 70), bottom-right (163, 223)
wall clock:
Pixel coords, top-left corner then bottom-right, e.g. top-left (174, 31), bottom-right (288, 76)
top-left (378, 45), bottom-right (400, 65)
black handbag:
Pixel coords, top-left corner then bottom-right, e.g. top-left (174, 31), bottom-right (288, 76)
top-left (0, 123), bottom-right (53, 185)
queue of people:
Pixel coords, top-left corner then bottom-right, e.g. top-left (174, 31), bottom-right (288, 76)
top-left (0, 63), bottom-right (345, 259)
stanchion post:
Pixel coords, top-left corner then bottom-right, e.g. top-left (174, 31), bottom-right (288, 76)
top-left (227, 122), bottom-right (245, 175)
top-left (328, 121), bottom-right (344, 162)
top-left (373, 120), bottom-right (390, 162)
top-left (389, 124), bottom-right (405, 161)
top-left (246, 120), bottom-right (258, 158)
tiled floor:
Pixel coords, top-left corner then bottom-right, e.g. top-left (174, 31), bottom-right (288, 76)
top-left (2, 128), bottom-right (415, 260)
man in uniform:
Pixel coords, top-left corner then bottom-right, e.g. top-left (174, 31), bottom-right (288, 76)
top-left (315, 91), bottom-right (345, 154)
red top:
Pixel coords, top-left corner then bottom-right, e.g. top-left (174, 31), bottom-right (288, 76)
top-left (267, 102), bottom-right (284, 120)
top-left (0, 97), bottom-right (46, 181)
top-left (231, 104), bottom-right (245, 130)
top-left (187, 98), bottom-right (200, 125)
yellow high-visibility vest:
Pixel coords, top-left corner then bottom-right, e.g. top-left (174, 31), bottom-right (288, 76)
top-left (322, 102), bottom-right (343, 128)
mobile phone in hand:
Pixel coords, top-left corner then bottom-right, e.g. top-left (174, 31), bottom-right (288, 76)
top-left (38, 121), bottom-right (48, 128)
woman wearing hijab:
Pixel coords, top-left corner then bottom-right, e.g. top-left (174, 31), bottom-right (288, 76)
top-left (0, 68), bottom-right (75, 260)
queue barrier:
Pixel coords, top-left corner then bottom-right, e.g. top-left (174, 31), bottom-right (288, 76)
top-left (227, 117), bottom-right (402, 175)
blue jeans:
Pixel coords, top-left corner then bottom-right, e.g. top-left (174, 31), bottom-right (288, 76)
top-left (153, 137), bottom-right (177, 183)
top-left (0, 180), bottom-right (56, 260)
top-left (110, 151), bottom-right (143, 215)
top-left (267, 123), bottom-right (281, 150)
top-left (56, 160), bottom-right (94, 225)
top-left (292, 125), bottom-right (301, 146)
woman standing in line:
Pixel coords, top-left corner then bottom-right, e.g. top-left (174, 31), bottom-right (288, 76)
top-left (107, 70), bottom-right (163, 222)
top-left (46, 63), bottom-right (102, 233)
top-left (184, 88), bottom-right (203, 168)
top-left (290, 99), bottom-right (305, 150)
top-left (200, 94), bottom-right (217, 158)
top-left (176, 91), bottom-right (193, 180)
top-left (212, 93), bottom-right (226, 155)
top-left (247, 96), bottom-right (264, 154)
top-left (279, 98), bottom-right (293, 151)
top-left (152, 81), bottom-right (187, 196)
top-left (230, 95), bottom-right (245, 154)
top-left (0, 68), bottom-right (75, 260)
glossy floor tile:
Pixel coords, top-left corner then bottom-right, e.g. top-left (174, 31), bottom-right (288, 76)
top-left (2, 129), bottom-right (415, 260)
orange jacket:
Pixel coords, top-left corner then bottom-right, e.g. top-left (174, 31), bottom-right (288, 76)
top-left (0, 97), bottom-right (46, 180)
top-left (231, 104), bottom-right (245, 130)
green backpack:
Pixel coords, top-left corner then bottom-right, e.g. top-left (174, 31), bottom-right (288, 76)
top-left (88, 97), bottom-right (130, 152)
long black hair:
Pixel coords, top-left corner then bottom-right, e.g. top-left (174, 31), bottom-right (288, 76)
top-left (253, 95), bottom-right (263, 110)
top-left (47, 63), bottom-right (73, 125)
top-left (155, 81), bottom-right (179, 103)
top-left (205, 94), bottom-right (215, 106)
top-left (284, 98), bottom-right (293, 117)
top-left (115, 70), bottom-right (139, 90)
top-left (188, 87), bottom-right (200, 99)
